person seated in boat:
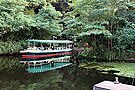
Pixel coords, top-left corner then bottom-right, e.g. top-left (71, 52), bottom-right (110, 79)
top-left (38, 46), bottom-right (44, 50)
top-left (46, 47), bottom-right (52, 50)
top-left (57, 47), bottom-right (60, 50)
top-left (57, 45), bottom-right (61, 50)
top-left (61, 46), bottom-right (64, 49)
top-left (49, 48), bottom-right (52, 50)
top-left (36, 62), bottom-right (41, 64)
top-left (41, 47), bottom-right (44, 50)
top-left (26, 46), bottom-right (37, 50)
top-left (27, 46), bottom-right (34, 50)
top-left (27, 46), bottom-right (38, 50)
top-left (32, 46), bottom-right (37, 50)
top-left (68, 44), bottom-right (72, 49)
top-left (51, 45), bottom-right (54, 50)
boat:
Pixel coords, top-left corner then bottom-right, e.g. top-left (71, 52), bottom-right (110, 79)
top-left (20, 39), bottom-right (73, 73)
top-left (20, 39), bottom-right (73, 59)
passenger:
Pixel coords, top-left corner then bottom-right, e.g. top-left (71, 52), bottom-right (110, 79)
top-left (52, 45), bottom-right (54, 50)
top-left (48, 48), bottom-right (52, 50)
top-left (32, 46), bottom-right (37, 50)
top-left (40, 47), bottom-right (43, 50)
top-left (27, 46), bottom-right (32, 50)
top-left (68, 44), bottom-right (72, 49)
top-left (57, 47), bottom-right (61, 50)
top-left (39, 47), bottom-right (44, 50)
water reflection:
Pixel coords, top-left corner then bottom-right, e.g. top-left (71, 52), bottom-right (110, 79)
top-left (20, 56), bottom-right (72, 73)
top-left (0, 57), bottom-right (134, 90)
top-left (27, 62), bottom-right (72, 73)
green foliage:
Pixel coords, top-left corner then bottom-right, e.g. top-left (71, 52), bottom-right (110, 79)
top-left (59, 0), bottom-right (113, 45)
top-left (0, 0), bottom-right (63, 41)
top-left (0, 40), bottom-right (26, 54)
top-left (79, 21), bottom-right (112, 38)
top-left (34, 4), bottom-right (62, 32)
top-left (79, 48), bottom-right (92, 57)
top-left (0, 0), bottom-right (63, 54)
top-left (73, 0), bottom-right (135, 52)
top-left (114, 27), bottom-right (135, 50)
top-left (60, 16), bottom-right (83, 38)
top-left (0, 57), bottom-right (24, 71)
top-left (0, 0), bottom-right (135, 54)
top-left (113, 1), bottom-right (135, 50)
top-left (0, 0), bottom-right (35, 41)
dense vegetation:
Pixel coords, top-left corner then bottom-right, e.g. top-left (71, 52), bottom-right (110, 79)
top-left (0, 0), bottom-right (135, 60)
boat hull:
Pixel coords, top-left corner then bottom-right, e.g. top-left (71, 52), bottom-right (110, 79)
top-left (22, 51), bottom-right (72, 59)
top-left (20, 49), bottom-right (72, 59)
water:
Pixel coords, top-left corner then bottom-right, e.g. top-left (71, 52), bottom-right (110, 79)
top-left (0, 56), bottom-right (134, 90)
top-left (27, 62), bottom-right (72, 73)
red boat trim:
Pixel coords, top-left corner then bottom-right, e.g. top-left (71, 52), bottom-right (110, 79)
top-left (22, 52), bottom-right (72, 59)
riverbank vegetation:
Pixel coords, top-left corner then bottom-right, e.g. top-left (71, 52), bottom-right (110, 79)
top-left (0, 56), bottom-right (24, 71)
top-left (79, 61), bottom-right (135, 78)
top-left (0, 0), bottom-right (135, 60)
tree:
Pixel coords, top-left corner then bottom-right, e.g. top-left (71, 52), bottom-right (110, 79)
top-left (0, 0), bottom-right (63, 54)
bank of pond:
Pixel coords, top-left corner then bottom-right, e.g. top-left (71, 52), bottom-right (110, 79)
top-left (0, 56), bottom-right (135, 90)
top-left (79, 61), bottom-right (135, 78)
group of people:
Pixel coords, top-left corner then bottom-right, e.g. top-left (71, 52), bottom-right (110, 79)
top-left (27, 44), bottom-right (73, 51)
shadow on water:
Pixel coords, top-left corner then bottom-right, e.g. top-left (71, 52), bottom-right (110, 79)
top-left (0, 56), bottom-right (134, 90)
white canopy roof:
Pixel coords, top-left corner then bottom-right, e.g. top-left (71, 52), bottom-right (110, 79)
top-left (27, 39), bottom-right (73, 43)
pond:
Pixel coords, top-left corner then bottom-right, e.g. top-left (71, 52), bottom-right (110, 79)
top-left (0, 56), bottom-right (134, 90)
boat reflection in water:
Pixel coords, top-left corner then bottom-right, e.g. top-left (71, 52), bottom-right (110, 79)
top-left (20, 56), bottom-right (72, 73)
top-left (20, 39), bottom-right (73, 73)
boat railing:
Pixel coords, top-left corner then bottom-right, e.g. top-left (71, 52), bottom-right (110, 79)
top-left (26, 46), bottom-right (72, 51)
top-left (21, 56), bottom-right (71, 66)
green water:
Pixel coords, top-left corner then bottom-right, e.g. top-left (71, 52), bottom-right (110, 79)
top-left (0, 56), bottom-right (134, 90)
